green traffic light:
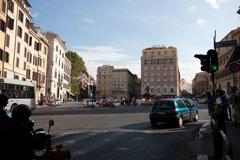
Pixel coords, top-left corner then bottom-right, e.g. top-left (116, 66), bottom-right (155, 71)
top-left (211, 64), bottom-right (218, 71)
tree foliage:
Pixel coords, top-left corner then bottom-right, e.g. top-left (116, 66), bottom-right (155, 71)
top-left (66, 51), bottom-right (85, 95)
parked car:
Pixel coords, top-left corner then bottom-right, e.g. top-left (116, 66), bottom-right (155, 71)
top-left (52, 99), bottom-right (62, 107)
top-left (83, 99), bottom-right (96, 108)
top-left (99, 99), bottom-right (113, 107)
top-left (149, 98), bottom-right (199, 127)
top-left (113, 101), bottom-right (121, 107)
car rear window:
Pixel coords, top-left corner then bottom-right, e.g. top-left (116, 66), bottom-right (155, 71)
top-left (152, 100), bottom-right (175, 111)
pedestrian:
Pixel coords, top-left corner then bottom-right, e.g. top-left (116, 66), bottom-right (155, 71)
top-left (229, 86), bottom-right (238, 125)
top-left (205, 91), bottom-right (214, 116)
top-left (11, 104), bottom-right (34, 159)
top-left (214, 89), bottom-right (228, 133)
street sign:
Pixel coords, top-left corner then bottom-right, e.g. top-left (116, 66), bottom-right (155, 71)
top-left (215, 40), bottom-right (237, 48)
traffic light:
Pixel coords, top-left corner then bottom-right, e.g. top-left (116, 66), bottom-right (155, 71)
top-left (207, 49), bottom-right (218, 72)
top-left (194, 54), bottom-right (211, 73)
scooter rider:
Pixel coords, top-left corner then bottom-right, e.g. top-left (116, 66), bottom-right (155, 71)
top-left (11, 104), bottom-right (34, 160)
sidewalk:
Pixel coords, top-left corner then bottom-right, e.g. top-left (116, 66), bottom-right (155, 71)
top-left (227, 123), bottom-right (240, 160)
top-left (197, 121), bottom-right (240, 160)
top-left (36, 101), bottom-right (82, 109)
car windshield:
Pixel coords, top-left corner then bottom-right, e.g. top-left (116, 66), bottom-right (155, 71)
top-left (152, 100), bottom-right (175, 111)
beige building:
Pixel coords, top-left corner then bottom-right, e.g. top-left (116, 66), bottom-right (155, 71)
top-left (215, 27), bottom-right (240, 93)
top-left (63, 55), bottom-right (72, 100)
top-left (96, 65), bottom-right (141, 99)
top-left (0, 0), bottom-right (7, 75)
top-left (45, 32), bottom-right (68, 101)
top-left (141, 46), bottom-right (180, 98)
top-left (192, 72), bottom-right (210, 97)
top-left (0, 0), bottom-right (49, 103)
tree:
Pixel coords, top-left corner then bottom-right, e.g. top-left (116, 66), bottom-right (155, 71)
top-left (66, 51), bottom-right (85, 97)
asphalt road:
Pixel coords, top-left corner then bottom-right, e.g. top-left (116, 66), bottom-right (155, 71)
top-left (32, 102), bottom-right (210, 160)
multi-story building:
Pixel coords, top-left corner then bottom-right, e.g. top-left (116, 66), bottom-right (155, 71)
top-left (192, 72), bottom-right (210, 97)
top-left (0, 0), bottom-right (49, 103)
top-left (141, 46), bottom-right (180, 98)
top-left (2, 0), bottom-right (31, 79)
top-left (45, 32), bottom-right (67, 101)
top-left (63, 56), bottom-right (72, 100)
top-left (215, 27), bottom-right (240, 93)
top-left (0, 0), bottom-right (7, 75)
top-left (96, 65), bottom-right (141, 99)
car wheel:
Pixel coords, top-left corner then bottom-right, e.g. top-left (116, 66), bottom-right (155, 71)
top-left (151, 120), bottom-right (157, 127)
top-left (177, 116), bottom-right (183, 127)
top-left (193, 113), bottom-right (199, 122)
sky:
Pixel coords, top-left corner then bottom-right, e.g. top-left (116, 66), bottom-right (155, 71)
top-left (29, 0), bottom-right (240, 82)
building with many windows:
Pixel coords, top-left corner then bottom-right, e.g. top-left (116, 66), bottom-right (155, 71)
top-left (215, 27), bottom-right (240, 93)
top-left (96, 65), bottom-right (141, 100)
top-left (45, 32), bottom-right (68, 101)
top-left (192, 72), bottom-right (210, 97)
top-left (141, 46), bottom-right (180, 98)
top-left (0, 0), bottom-right (49, 103)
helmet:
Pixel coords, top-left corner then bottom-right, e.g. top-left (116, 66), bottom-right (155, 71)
top-left (11, 104), bottom-right (31, 122)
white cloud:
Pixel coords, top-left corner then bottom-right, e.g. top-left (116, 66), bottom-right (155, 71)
top-left (75, 46), bottom-right (137, 79)
top-left (197, 18), bottom-right (208, 28)
top-left (82, 18), bottom-right (95, 24)
top-left (205, 0), bottom-right (230, 9)
top-left (187, 5), bottom-right (197, 12)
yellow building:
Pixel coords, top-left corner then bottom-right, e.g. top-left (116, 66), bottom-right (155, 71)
top-left (0, 0), bottom-right (7, 76)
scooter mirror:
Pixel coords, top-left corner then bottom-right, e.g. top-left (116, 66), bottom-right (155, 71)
top-left (48, 119), bottom-right (54, 127)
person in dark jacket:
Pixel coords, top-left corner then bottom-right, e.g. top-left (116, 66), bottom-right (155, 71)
top-left (0, 94), bottom-right (33, 160)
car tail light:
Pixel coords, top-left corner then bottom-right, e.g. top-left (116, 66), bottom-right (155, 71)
top-left (172, 108), bottom-right (176, 114)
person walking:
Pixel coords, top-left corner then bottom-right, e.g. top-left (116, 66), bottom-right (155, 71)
top-left (229, 86), bottom-right (238, 125)
top-left (205, 91), bottom-right (215, 117)
top-left (214, 89), bottom-right (228, 133)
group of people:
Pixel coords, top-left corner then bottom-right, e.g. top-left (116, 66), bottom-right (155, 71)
top-left (0, 93), bottom-right (33, 160)
top-left (206, 86), bottom-right (240, 133)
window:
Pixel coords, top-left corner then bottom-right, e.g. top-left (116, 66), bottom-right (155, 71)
top-left (3, 71), bottom-right (7, 78)
top-left (4, 52), bottom-right (9, 63)
top-left (29, 37), bottom-right (32, 46)
top-left (24, 33), bottom-right (28, 43)
top-left (38, 58), bottom-right (42, 66)
top-left (0, 19), bottom-right (5, 32)
top-left (54, 70), bottom-right (57, 78)
top-left (8, 0), bottom-right (14, 13)
top-left (7, 17), bottom-right (14, 30)
top-left (16, 57), bottom-right (19, 67)
top-left (170, 88), bottom-right (174, 93)
top-left (56, 46), bottom-right (58, 52)
top-left (26, 69), bottom-right (31, 79)
top-left (17, 42), bottom-right (20, 54)
top-left (24, 48), bottom-right (27, 57)
top-left (44, 46), bottom-right (47, 54)
top-left (14, 75), bottom-right (19, 79)
top-left (23, 62), bottom-right (26, 70)
top-left (25, 18), bottom-right (30, 29)
top-left (18, 10), bottom-right (24, 22)
top-left (2, 1), bottom-right (6, 13)
top-left (17, 26), bottom-right (22, 38)
top-left (6, 34), bottom-right (10, 47)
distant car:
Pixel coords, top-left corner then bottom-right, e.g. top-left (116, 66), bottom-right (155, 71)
top-left (149, 98), bottom-right (199, 127)
top-left (113, 101), bottom-right (121, 107)
top-left (52, 99), bottom-right (62, 107)
top-left (99, 99), bottom-right (113, 107)
top-left (83, 99), bottom-right (96, 108)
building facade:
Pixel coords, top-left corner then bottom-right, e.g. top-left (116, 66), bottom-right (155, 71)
top-left (215, 27), bottom-right (240, 93)
top-left (0, 0), bottom-right (49, 103)
top-left (192, 72), bottom-right (210, 97)
top-left (141, 46), bottom-right (180, 98)
top-left (63, 55), bottom-right (72, 100)
top-left (0, 0), bottom-right (7, 75)
top-left (96, 65), bottom-right (141, 100)
top-left (45, 32), bottom-right (67, 101)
